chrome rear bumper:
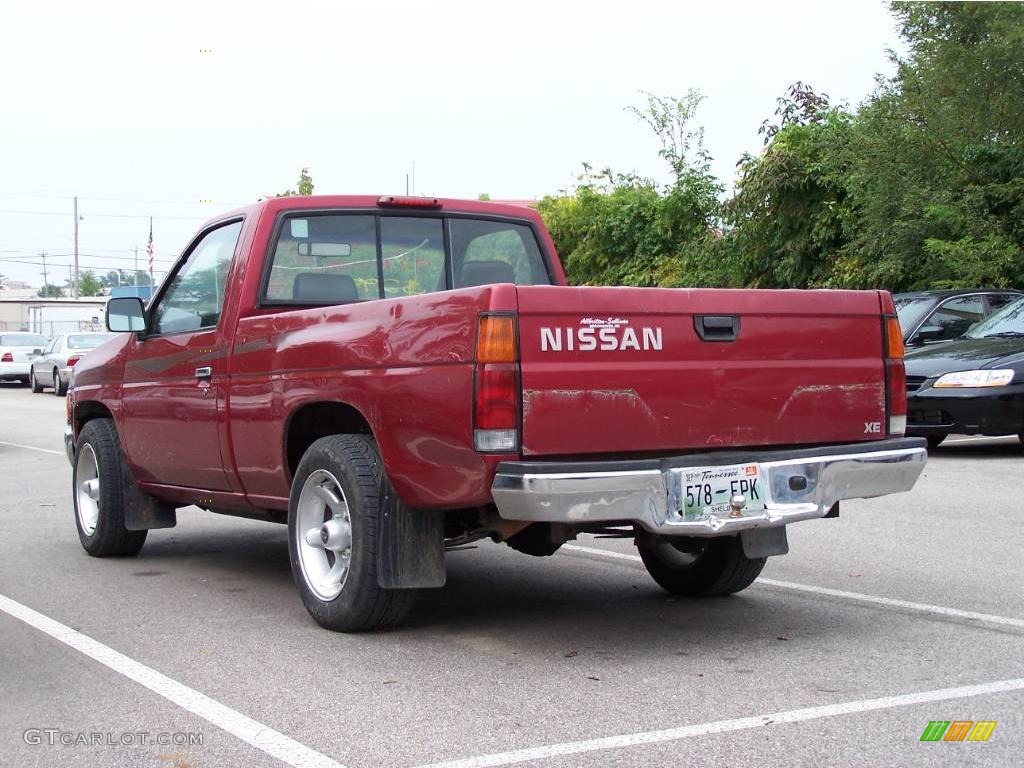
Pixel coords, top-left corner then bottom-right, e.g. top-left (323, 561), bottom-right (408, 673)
top-left (491, 438), bottom-right (927, 536)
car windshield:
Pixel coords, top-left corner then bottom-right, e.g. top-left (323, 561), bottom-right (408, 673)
top-left (67, 333), bottom-right (114, 350)
top-left (0, 333), bottom-right (48, 347)
top-left (894, 296), bottom-right (934, 331)
top-left (963, 297), bottom-right (1024, 338)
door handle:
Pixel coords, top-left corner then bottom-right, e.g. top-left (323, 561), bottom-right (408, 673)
top-left (195, 366), bottom-right (212, 379)
top-left (694, 315), bottom-right (740, 342)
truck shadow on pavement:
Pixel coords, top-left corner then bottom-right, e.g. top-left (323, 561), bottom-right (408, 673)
top-left (928, 440), bottom-right (1022, 458)
top-left (131, 527), bottom-right (864, 650)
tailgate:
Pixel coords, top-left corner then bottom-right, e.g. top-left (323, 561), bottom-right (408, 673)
top-left (516, 286), bottom-right (888, 456)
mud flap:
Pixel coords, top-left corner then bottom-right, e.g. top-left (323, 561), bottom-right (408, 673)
top-left (122, 476), bottom-right (177, 531)
top-left (377, 503), bottom-right (446, 589)
top-left (740, 526), bottom-right (789, 558)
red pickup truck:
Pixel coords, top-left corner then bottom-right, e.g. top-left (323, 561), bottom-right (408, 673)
top-left (66, 195), bottom-right (927, 631)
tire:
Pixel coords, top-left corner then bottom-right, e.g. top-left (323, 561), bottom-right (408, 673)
top-left (288, 435), bottom-right (416, 632)
top-left (29, 368), bottom-right (43, 393)
top-left (73, 419), bottom-right (148, 556)
top-left (637, 535), bottom-right (765, 597)
top-left (54, 368), bottom-right (67, 396)
top-left (926, 434), bottom-right (946, 449)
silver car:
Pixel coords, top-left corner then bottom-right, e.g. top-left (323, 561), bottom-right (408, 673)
top-left (0, 332), bottom-right (50, 385)
top-left (30, 332), bottom-right (115, 396)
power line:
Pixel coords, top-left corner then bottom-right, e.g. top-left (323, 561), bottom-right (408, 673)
top-left (0, 208), bottom-right (209, 221)
top-left (0, 191), bottom-right (250, 207)
top-left (0, 253), bottom-right (175, 264)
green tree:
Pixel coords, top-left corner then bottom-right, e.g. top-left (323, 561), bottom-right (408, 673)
top-left (77, 270), bottom-right (103, 296)
top-left (37, 284), bottom-right (64, 298)
top-left (728, 85), bottom-right (856, 288)
top-left (278, 167), bottom-right (315, 197)
top-left (539, 91), bottom-right (728, 287)
top-left (842, 1), bottom-right (1024, 289)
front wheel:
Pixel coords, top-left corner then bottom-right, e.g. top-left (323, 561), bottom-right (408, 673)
top-left (288, 435), bottom-right (416, 632)
top-left (637, 535), bottom-right (765, 596)
top-left (29, 368), bottom-right (43, 393)
top-left (73, 419), bottom-right (148, 556)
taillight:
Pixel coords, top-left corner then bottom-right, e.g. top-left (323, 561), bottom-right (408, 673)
top-left (67, 355), bottom-right (81, 367)
top-left (473, 314), bottom-right (520, 452)
top-left (1, 352), bottom-right (12, 362)
top-left (883, 314), bottom-right (906, 435)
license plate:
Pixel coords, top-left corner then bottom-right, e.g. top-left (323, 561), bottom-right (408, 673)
top-left (680, 463), bottom-right (765, 520)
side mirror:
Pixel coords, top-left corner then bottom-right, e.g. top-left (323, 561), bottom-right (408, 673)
top-left (32, 348), bottom-right (42, 355)
top-left (914, 326), bottom-right (945, 343)
top-left (106, 297), bottom-right (147, 332)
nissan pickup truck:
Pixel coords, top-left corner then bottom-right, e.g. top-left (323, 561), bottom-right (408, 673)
top-left (65, 195), bottom-right (927, 632)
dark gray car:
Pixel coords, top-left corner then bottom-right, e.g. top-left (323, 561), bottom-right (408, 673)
top-left (895, 289), bottom-right (1022, 348)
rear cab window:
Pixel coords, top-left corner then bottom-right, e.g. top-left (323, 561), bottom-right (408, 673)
top-left (262, 212), bottom-right (552, 306)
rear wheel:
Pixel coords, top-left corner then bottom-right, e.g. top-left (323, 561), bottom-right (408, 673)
top-left (926, 434), bottom-right (947, 449)
top-left (29, 368), bottom-right (43, 393)
top-left (637, 535), bottom-right (765, 596)
top-left (73, 419), bottom-right (148, 556)
top-left (54, 368), bottom-right (67, 396)
top-left (288, 435), bottom-right (416, 632)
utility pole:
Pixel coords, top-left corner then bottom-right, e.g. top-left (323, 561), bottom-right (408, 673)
top-left (40, 252), bottom-right (48, 296)
top-left (73, 195), bottom-right (80, 298)
top-left (134, 247), bottom-right (139, 287)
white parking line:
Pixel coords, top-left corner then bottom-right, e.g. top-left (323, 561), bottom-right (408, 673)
top-left (413, 677), bottom-right (1024, 768)
top-left (0, 440), bottom-right (63, 456)
top-left (563, 543), bottom-right (1024, 630)
top-left (0, 593), bottom-right (344, 768)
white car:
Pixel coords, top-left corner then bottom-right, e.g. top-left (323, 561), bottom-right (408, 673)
top-left (30, 332), bottom-right (115, 396)
top-left (0, 333), bottom-right (50, 385)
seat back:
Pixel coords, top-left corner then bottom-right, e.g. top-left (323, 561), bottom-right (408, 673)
top-left (292, 273), bottom-right (359, 303)
top-left (458, 260), bottom-right (515, 288)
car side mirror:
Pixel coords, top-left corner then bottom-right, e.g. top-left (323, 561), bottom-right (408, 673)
top-left (914, 326), bottom-right (945, 343)
top-left (32, 348), bottom-right (42, 355)
top-left (106, 297), bottom-right (147, 333)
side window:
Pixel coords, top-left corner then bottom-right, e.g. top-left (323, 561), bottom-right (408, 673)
top-left (449, 219), bottom-right (550, 287)
top-left (265, 215), bottom-right (378, 303)
top-left (926, 296), bottom-right (984, 341)
top-left (381, 217), bottom-right (445, 298)
top-left (987, 293), bottom-right (1020, 314)
top-left (151, 221), bottom-right (242, 335)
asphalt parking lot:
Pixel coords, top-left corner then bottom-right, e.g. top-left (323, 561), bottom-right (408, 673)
top-left (1, 383), bottom-right (1022, 767)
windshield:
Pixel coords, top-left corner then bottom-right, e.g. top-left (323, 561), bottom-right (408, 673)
top-left (964, 297), bottom-right (1024, 338)
top-left (0, 333), bottom-right (48, 347)
top-left (894, 296), bottom-right (934, 332)
top-left (67, 333), bottom-right (114, 350)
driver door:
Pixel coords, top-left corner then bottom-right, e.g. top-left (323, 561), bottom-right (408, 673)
top-left (120, 220), bottom-right (242, 491)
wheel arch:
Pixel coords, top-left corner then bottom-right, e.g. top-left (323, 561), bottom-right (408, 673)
top-left (284, 400), bottom-right (374, 483)
top-left (74, 399), bottom-right (115, 434)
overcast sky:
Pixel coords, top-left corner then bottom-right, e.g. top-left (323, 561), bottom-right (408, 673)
top-left (0, 0), bottom-right (904, 288)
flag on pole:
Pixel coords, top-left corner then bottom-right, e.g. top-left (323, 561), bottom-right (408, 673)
top-left (146, 217), bottom-right (154, 285)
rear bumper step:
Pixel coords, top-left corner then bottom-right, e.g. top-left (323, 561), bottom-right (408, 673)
top-left (491, 438), bottom-right (927, 536)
